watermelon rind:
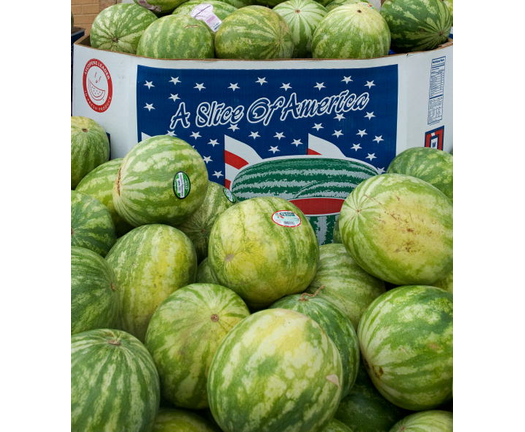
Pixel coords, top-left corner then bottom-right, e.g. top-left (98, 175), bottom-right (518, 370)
top-left (388, 410), bottom-right (453, 432)
top-left (153, 408), bottom-right (220, 432)
top-left (434, 269), bottom-right (453, 294)
top-left (323, 419), bottom-right (355, 432)
top-left (133, 0), bottom-right (187, 14)
top-left (325, 0), bottom-right (368, 11)
top-left (172, 0), bottom-right (237, 21)
top-left (196, 257), bottom-right (221, 284)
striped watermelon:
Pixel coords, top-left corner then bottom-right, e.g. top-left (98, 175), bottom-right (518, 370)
top-left (434, 269), bottom-right (453, 294)
top-left (389, 410), bottom-right (453, 432)
top-left (231, 157), bottom-right (379, 245)
top-left (273, 0), bottom-right (327, 58)
top-left (208, 196), bottom-right (319, 309)
top-left (71, 246), bottom-right (118, 335)
top-left (71, 190), bottom-right (116, 257)
top-left (133, 0), bottom-right (186, 14)
top-left (207, 308), bottom-right (343, 432)
top-left (270, 293), bottom-right (360, 398)
top-left (339, 173), bottom-right (453, 285)
top-left (215, 6), bottom-right (294, 59)
top-left (444, 0), bottom-right (453, 16)
top-left (196, 257), bottom-right (221, 284)
top-left (176, 181), bottom-right (237, 263)
top-left (220, 0), bottom-right (254, 6)
top-left (76, 158), bottom-right (133, 237)
top-left (113, 135), bottom-right (208, 228)
top-left (71, 116), bottom-right (109, 189)
top-left (136, 14), bottom-right (214, 59)
top-left (90, 3), bottom-right (157, 54)
top-left (106, 224), bottom-right (197, 341)
top-left (326, 0), bottom-right (369, 11)
top-left (145, 283), bottom-right (250, 409)
top-left (387, 147), bottom-right (453, 201)
top-left (358, 285), bottom-right (453, 411)
top-left (153, 408), bottom-right (220, 432)
top-left (335, 365), bottom-right (407, 432)
top-left (305, 243), bottom-right (386, 328)
top-left (380, 0), bottom-right (452, 52)
top-left (172, 0), bottom-right (237, 20)
top-left (312, 3), bottom-right (391, 59)
top-left (71, 328), bottom-right (160, 432)
top-left (323, 419), bottom-right (355, 432)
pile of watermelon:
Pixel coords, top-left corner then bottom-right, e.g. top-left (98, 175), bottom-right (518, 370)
top-left (71, 114), bottom-right (453, 431)
top-left (87, 0), bottom-right (453, 60)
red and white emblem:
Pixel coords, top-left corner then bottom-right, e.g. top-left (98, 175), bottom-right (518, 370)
top-left (83, 58), bottom-right (113, 113)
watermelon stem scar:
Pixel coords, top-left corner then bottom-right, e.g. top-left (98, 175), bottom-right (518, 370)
top-left (115, 168), bottom-right (121, 196)
top-left (211, 314), bottom-right (220, 322)
top-left (107, 339), bottom-right (121, 346)
top-left (299, 285), bottom-right (325, 302)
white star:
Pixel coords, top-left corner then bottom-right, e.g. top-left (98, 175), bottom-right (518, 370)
top-left (357, 129), bottom-right (367, 137)
top-left (228, 124), bottom-right (239, 132)
top-left (291, 139), bottom-right (303, 147)
top-left (203, 155), bottom-right (212, 164)
top-left (351, 143), bottom-right (362, 151)
top-left (168, 93), bottom-right (180, 102)
top-left (228, 83), bottom-right (240, 91)
top-left (334, 113), bottom-right (345, 121)
top-left (365, 112), bottom-right (375, 120)
top-left (365, 80), bottom-right (376, 89)
top-left (144, 80), bottom-right (154, 89)
top-left (269, 146), bottom-right (280, 154)
top-left (274, 132), bottom-right (285, 140)
top-left (208, 139), bottom-right (219, 147)
top-left (373, 135), bottom-right (384, 143)
top-left (194, 83), bottom-right (206, 91)
top-left (249, 131), bottom-right (260, 139)
top-left (333, 130), bottom-right (343, 138)
top-left (366, 153), bottom-right (377, 161)
top-left (169, 76), bottom-right (181, 85)
top-left (342, 76), bottom-right (353, 84)
top-left (281, 83), bottom-right (292, 91)
top-left (212, 171), bottom-right (223, 178)
top-left (166, 130), bottom-right (176, 137)
top-left (144, 103), bottom-right (155, 111)
top-left (314, 82), bottom-right (326, 90)
top-left (256, 77), bottom-right (268, 85)
top-left (190, 131), bottom-right (201, 139)
top-left (312, 123), bottom-right (323, 131)
top-left (377, 167), bottom-right (386, 174)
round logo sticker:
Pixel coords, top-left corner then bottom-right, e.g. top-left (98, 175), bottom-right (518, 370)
top-left (271, 210), bottom-right (302, 228)
top-left (223, 187), bottom-right (237, 203)
top-left (173, 172), bottom-right (191, 199)
top-left (82, 58), bottom-right (113, 113)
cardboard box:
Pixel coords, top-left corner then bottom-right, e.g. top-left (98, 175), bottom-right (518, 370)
top-left (72, 37), bottom-right (452, 243)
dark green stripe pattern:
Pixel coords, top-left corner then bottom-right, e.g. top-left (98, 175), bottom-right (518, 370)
top-left (389, 410), bottom-right (453, 432)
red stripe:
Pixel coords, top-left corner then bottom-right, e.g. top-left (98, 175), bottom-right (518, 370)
top-left (289, 197), bottom-right (345, 215)
top-left (224, 179), bottom-right (231, 189)
top-left (224, 150), bottom-right (249, 170)
top-left (307, 149), bottom-right (321, 155)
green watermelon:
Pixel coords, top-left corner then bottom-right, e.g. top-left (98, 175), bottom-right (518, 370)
top-left (387, 147), bottom-right (453, 201)
top-left (380, 0), bottom-right (452, 52)
top-left (71, 246), bottom-right (118, 335)
top-left (207, 308), bottom-right (343, 432)
top-left (71, 116), bottom-right (110, 189)
top-left (230, 157), bottom-right (379, 245)
top-left (113, 135), bottom-right (208, 228)
top-left (176, 181), bottom-right (237, 263)
top-left (153, 408), bottom-right (220, 432)
top-left (312, 3), bottom-right (391, 59)
top-left (145, 283), bottom-right (250, 409)
top-left (339, 173), bottom-right (453, 285)
top-left (219, 0), bottom-right (254, 7)
top-left (270, 293), bottom-right (359, 398)
top-left (332, 217), bottom-right (342, 243)
top-left (106, 224), bottom-right (197, 341)
top-left (208, 196), bottom-right (319, 309)
top-left (389, 410), bottom-right (453, 432)
top-left (136, 14), bottom-right (214, 59)
top-left (90, 3), bottom-right (157, 54)
top-left (305, 243), bottom-right (386, 328)
top-left (444, 0), bottom-right (453, 16)
top-left (71, 190), bottom-right (117, 257)
top-left (434, 269), bottom-right (453, 294)
top-left (215, 6), bottom-right (294, 59)
top-left (273, 0), bottom-right (327, 58)
top-left (71, 328), bottom-right (160, 432)
top-left (326, 0), bottom-right (368, 11)
top-left (323, 419), bottom-right (355, 432)
top-left (358, 285), bottom-right (453, 411)
top-left (335, 365), bottom-right (407, 432)
top-left (133, 0), bottom-right (186, 14)
top-left (172, 0), bottom-right (237, 20)
top-left (196, 257), bottom-right (221, 284)
top-left (76, 158), bottom-right (133, 237)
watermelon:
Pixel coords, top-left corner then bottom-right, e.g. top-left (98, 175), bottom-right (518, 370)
top-left (273, 0), bottom-right (327, 58)
top-left (153, 408), bottom-right (220, 432)
top-left (176, 181), bottom-right (237, 263)
top-left (90, 3), bottom-right (157, 54)
top-left (76, 158), bottom-right (133, 237)
top-left (208, 196), bottom-right (319, 309)
top-left (444, 0), bottom-right (453, 16)
top-left (305, 243), bottom-right (386, 328)
top-left (231, 157), bottom-right (379, 245)
top-left (389, 410), bottom-right (453, 432)
top-left (196, 257), bottom-right (221, 284)
top-left (113, 135), bottom-right (208, 228)
top-left (339, 173), bottom-right (453, 285)
top-left (332, 217), bottom-right (342, 243)
top-left (71, 246), bottom-right (118, 335)
top-left (270, 293), bottom-right (360, 398)
top-left (387, 147), bottom-right (453, 201)
top-left (136, 14), bottom-right (214, 59)
top-left (312, 3), bottom-right (391, 59)
top-left (207, 308), bottom-right (343, 432)
top-left (71, 116), bottom-right (110, 189)
top-left (326, 0), bottom-right (368, 11)
top-left (323, 419), bottom-right (355, 432)
top-left (172, 0), bottom-right (237, 21)
top-left (215, 6), bottom-right (294, 59)
top-left (434, 269), bottom-right (453, 294)
top-left (145, 283), bottom-right (250, 409)
top-left (71, 328), bottom-right (160, 432)
top-left (219, 0), bottom-right (254, 7)
top-left (71, 190), bottom-right (117, 257)
top-left (335, 365), bottom-right (407, 432)
top-left (106, 224), bottom-right (197, 341)
top-left (133, 0), bottom-right (186, 14)
top-left (358, 285), bottom-right (453, 411)
top-left (380, 0), bottom-right (452, 53)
